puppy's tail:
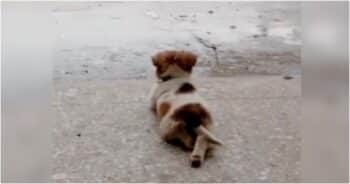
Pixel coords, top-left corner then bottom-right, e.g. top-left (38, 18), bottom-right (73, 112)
top-left (195, 125), bottom-right (223, 145)
top-left (173, 103), bottom-right (223, 145)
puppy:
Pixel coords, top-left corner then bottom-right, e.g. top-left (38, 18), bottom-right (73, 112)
top-left (149, 50), bottom-right (223, 168)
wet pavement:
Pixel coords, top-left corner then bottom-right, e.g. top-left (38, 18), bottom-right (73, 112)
top-left (52, 2), bottom-right (301, 80)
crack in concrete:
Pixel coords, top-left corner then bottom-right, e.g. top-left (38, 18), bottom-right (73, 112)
top-left (192, 34), bottom-right (220, 66)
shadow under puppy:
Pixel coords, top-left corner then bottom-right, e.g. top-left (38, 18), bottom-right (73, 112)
top-left (149, 50), bottom-right (223, 168)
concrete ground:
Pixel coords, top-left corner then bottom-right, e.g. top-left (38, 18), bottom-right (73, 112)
top-left (52, 76), bottom-right (300, 183)
top-left (50, 2), bottom-right (301, 182)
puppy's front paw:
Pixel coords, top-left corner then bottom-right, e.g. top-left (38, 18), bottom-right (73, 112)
top-left (190, 155), bottom-right (202, 168)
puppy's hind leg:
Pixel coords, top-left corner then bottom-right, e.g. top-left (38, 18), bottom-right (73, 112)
top-left (159, 120), bottom-right (181, 142)
top-left (190, 135), bottom-right (209, 168)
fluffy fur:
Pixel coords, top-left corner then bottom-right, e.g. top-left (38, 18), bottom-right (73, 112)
top-left (149, 50), bottom-right (223, 168)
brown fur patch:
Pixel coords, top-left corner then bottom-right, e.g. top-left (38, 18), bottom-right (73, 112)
top-left (151, 50), bottom-right (197, 77)
top-left (152, 51), bottom-right (176, 78)
top-left (176, 82), bottom-right (196, 94)
top-left (173, 51), bottom-right (197, 72)
top-left (158, 102), bottom-right (171, 119)
top-left (171, 103), bottom-right (211, 132)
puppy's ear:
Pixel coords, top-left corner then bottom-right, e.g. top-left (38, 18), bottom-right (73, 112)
top-left (174, 51), bottom-right (197, 72)
top-left (152, 51), bottom-right (177, 67)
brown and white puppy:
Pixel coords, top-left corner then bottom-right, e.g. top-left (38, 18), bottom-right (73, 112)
top-left (149, 50), bottom-right (223, 168)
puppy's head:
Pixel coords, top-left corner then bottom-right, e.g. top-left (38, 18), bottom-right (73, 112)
top-left (151, 50), bottom-right (197, 80)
